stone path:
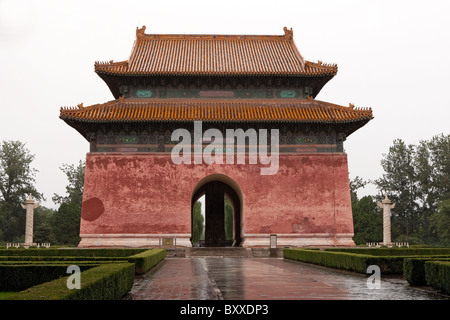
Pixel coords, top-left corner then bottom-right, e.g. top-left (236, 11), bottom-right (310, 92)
top-left (125, 257), bottom-right (450, 300)
top-left (126, 257), bottom-right (217, 300)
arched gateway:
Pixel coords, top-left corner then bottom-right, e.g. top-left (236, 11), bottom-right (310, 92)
top-left (191, 175), bottom-right (243, 247)
top-left (61, 26), bottom-right (373, 248)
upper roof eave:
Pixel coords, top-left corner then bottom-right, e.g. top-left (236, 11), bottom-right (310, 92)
top-left (94, 61), bottom-right (338, 77)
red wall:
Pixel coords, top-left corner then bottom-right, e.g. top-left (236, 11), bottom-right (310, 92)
top-left (80, 152), bottom-right (354, 246)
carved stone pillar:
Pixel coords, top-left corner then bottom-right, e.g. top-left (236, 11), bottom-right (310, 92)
top-left (21, 194), bottom-right (39, 246)
top-left (377, 195), bottom-right (395, 246)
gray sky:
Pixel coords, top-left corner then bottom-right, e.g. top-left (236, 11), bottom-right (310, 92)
top-left (1, 0), bottom-right (449, 208)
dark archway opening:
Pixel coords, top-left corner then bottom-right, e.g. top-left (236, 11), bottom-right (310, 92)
top-left (191, 181), bottom-right (241, 247)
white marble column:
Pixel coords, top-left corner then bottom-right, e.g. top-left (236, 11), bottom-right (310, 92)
top-left (21, 194), bottom-right (39, 246)
top-left (377, 194), bottom-right (395, 246)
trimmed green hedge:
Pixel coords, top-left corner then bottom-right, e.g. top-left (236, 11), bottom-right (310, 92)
top-left (0, 248), bottom-right (166, 275)
top-left (10, 263), bottom-right (135, 300)
top-left (0, 248), bottom-right (147, 257)
top-left (0, 248), bottom-right (167, 299)
top-left (425, 261), bottom-right (450, 295)
top-left (0, 261), bottom-right (108, 265)
top-left (128, 249), bottom-right (166, 275)
top-left (403, 257), bottom-right (450, 285)
top-left (0, 256), bottom-right (129, 262)
top-left (324, 247), bottom-right (450, 256)
top-left (284, 248), bottom-right (372, 273)
top-left (0, 264), bottom-right (95, 291)
top-left (284, 248), bottom-right (413, 274)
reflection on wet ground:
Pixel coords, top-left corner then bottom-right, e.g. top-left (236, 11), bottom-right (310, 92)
top-left (125, 257), bottom-right (450, 300)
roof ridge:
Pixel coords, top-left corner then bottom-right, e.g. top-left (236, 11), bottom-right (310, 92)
top-left (305, 60), bottom-right (338, 68)
top-left (94, 60), bottom-right (128, 67)
top-left (135, 25), bottom-right (294, 42)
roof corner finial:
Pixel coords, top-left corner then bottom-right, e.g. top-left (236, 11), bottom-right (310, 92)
top-left (283, 26), bottom-right (293, 39)
top-left (349, 103), bottom-right (355, 109)
top-left (77, 103), bottom-right (84, 109)
top-left (136, 25), bottom-right (146, 37)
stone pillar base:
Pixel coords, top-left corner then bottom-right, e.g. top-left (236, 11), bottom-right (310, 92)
top-left (78, 234), bottom-right (192, 248)
top-left (241, 233), bottom-right (355, 247)
top-left (20, 243), bottom-right (37, 249)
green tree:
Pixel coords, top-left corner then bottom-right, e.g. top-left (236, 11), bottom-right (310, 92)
top-left (51, 160), bottom-right (85, 245)
top-left (352, 196), bottom-right (382, 245)
top-left (375, 139), bottom-right (419, 242)
top-left (349, 176), bottom-right (382, 244)
top-left (224, 197), bottom-right (233, 241)
top-left (375, 134), bottom-right (450, 245)
top-left (33, 206), bottom-right (56, 244)
top-left (430, 199), bottom-right (450, 246)
top-left (350, 176), bottom-right (367, 204)
top-left (423, 134), bottom-right (450, 244)
top-left (0, 140), bottom-right (42, 242)
top-left (52, 202), bottom-right (81, 245)
top-left (192, 201), bottom-right (204, 245)
top-left (414, 139), bottom-right (436, 242)
top-left (52, 161), bottom-right (85, 205)
top-left (427, 134), bottom-right (450, 201)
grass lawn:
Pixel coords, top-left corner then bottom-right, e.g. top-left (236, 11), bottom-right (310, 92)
top-left (0, 292), bottom-right (18, 300)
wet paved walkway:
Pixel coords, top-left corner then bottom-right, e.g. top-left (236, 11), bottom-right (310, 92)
top-left (125, 257), bottom-right (449, 300)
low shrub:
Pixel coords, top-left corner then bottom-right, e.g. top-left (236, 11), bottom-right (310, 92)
top-left (0, 292), bottom-right (17, 300)
top-left (0, 263), bottom-right (95, 291)
top-left (425, 261), bottom-right (450, 295)
top-left (367, 256), bottom-right (405, 274)
top-left (0, 248), bottom-right (167, 299)
top-left (325, 247), bottom-right (450, 257)
top-left (410, 245), bottom-right (432, 248)
top-left (0, 256), bottom-right (129, 262)
top-left (11, 263), bottom-right (135, 300)
top-left (128, 249), bottom-right (166, 275)
top-left (0, 248), bottom-right (147, 257)
top-left (403, 257), bottom-right (450, 285)
top-left (284, 248), bottom-right (371, 273)
top-left (284, 248), bottom-right (420, 274)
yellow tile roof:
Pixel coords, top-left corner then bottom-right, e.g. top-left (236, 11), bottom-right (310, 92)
top-left (94, 26), bottom-right (338, 77)
top-left (60, 98), bottom-right (373, 124)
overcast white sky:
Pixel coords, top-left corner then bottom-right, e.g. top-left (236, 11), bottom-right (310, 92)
top-left (1, 0), bottom-right (449, 208)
